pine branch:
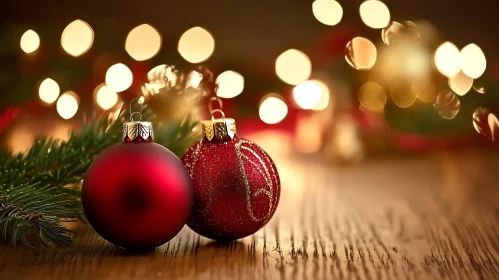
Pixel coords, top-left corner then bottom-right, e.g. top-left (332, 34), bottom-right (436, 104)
top-left (0, 107), bottom-right (200, 249)
top-left (0, 182), bottom-right (80, 249)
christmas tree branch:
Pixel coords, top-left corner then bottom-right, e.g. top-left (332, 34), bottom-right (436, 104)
top-left (0, 107), bottom-right (200, 249)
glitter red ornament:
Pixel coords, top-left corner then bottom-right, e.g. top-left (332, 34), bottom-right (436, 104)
top-left (82, 102), bottom-right (193, 249)
top-left (181, 114), bottom-right (280, 240)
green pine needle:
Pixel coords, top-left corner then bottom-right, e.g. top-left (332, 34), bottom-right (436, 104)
top-left (0, 106), bottom-right (200, 249)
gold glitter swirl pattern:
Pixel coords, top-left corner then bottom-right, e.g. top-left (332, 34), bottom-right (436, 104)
top-left (235, 139), bottom-right (274, 222)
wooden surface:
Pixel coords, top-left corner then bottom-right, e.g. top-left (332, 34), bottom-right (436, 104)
top-left (1, 150), bottom-right (499, 279)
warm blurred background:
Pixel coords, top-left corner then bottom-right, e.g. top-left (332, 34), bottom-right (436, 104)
top-left (1, 0), bottom-right (498, 161)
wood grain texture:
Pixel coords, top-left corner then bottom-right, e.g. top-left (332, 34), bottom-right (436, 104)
top-left (0, 150), bottom-right (498, 279)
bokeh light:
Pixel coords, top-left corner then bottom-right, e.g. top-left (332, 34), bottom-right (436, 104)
top-left (473, 79), bottom-right (486, 94)
top-left (448, 71), bottom-right (473, 96)
top-left (488, 113), bottom-right (499, 142)
top-left (105, 63), bottom-right (133, 92)
top-left (178, 27), bottom-right (215, 63)
top-left (8, 126), bottom-right (34, 154)
top-left (390, 83), bottom-right (417, 108)
top-left (460, 43), bottom-right (486, 79)
top-left (61, 19), bottom-right (94, 57)
top-left (473, 107), bottom-right (492, 140)
top-left (95, 84), bottom-right (118, 110)
top-left (382, 21), bottom-right (420, 45)
top-left (56, 91), bottom-right (79, 120)
top-left (216, 70), bottom-right (245, 98)
top-left (275, 49), bottom-right (312, 85)
top-left (259, 94), bottom-right (288, 124)
top-left (358, 82), bottom-right (386, 111)
top-left (312, 0), bottom-right (343, 26)
top-left (434, 90), bottom-right (460, 120)
top-left (345, 37), bottom-right (377, 70)
top-left (359, 0), bottom-right (390, 29)
top-left (312, 80), bottom-right (330, 110)
top-left (415, 80), bottom-right (437, 103)
top-left (20, 29), bottom-right (40, 54)
top-left (293, 80), bottom-right (326, 110)
top-left (434, 42), bottom-right (460, 78)
top-left (125, 24), bottom-right (162, 61)
top-left (38, 78), bottom-right (60, 104)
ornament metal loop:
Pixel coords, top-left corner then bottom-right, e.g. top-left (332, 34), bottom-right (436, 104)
top-left (211, 109), bottom-right (226, 122)
top-left (130, 98), bottom-right (144, 122)
top-left (208, 96), bottom-right (224, 115)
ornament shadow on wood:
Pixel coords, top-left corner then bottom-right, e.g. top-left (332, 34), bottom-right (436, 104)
top-left (181, 97), bottom-right (281, 240)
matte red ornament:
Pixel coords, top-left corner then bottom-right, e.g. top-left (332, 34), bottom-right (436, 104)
top-left (181, 118), bottom-right (280, 240)
top-left (82, 121), bottom-right (193, 249)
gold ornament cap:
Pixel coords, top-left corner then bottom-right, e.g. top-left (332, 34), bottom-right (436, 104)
top-left (202, 118), bottom-right (236, 141)
top-left (123, 121), bottom-right (154, 142)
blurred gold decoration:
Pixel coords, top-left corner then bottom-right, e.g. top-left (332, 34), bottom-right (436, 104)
top-left (295, 114), bottom-right (323, 154)
top-left (323, 115), bottom-right (364, 163)
top-left (415, 80), bottom-right (437, 103)
top-left (473, 107), bottom-right (492, 140)
top-left (105, 63), bottom-right (133, 92)
top-left (434, 42), bottom-right (460, 78)
top-left (345, 37), bottom-right (377, 70)
top-left (460, 43), bottom-right (486, 79)
top-left (57, 91), bottom-right (79, 120)
top-left (20, 29), bottom-right (40, 54)
top-left (376, 40), bottom-right (429, 84)
top-left (215, 70), bottom-right (244, 98)
top-left (381, 21), bottom-right (420, 45)
top-left (141, 65), bottom-right (211, 121)
top-left (258, 94), bottom-right (288, 124)
top-left (178, 27), bottom-right (215, 63)
top-left (487, 113), bottom-right (499, 142)
top-left (312, 0), bottom-right (343, 26)
top-left (473, 79), bottom-right (486, 94)
top-left (8, 126), bottom-right (35, 154)
top-left (125, 24), bottom-right (162, 61)
top-left (359, 0), bottom-right (390, 29)
top-left (358, 82), bottom-right (386, 111)
top-left (275, 49), bottom-right (312, 85)
top-left (39, 78), bottom-right (60, 104)
top-left (61, 19), bottom-right (94, 57)
top-left (434, 90), bottom-right (460, 120)
top-left (448, 71), bottom-right (473, 96)
top-left (390, 82), bottom-right (417, 108)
